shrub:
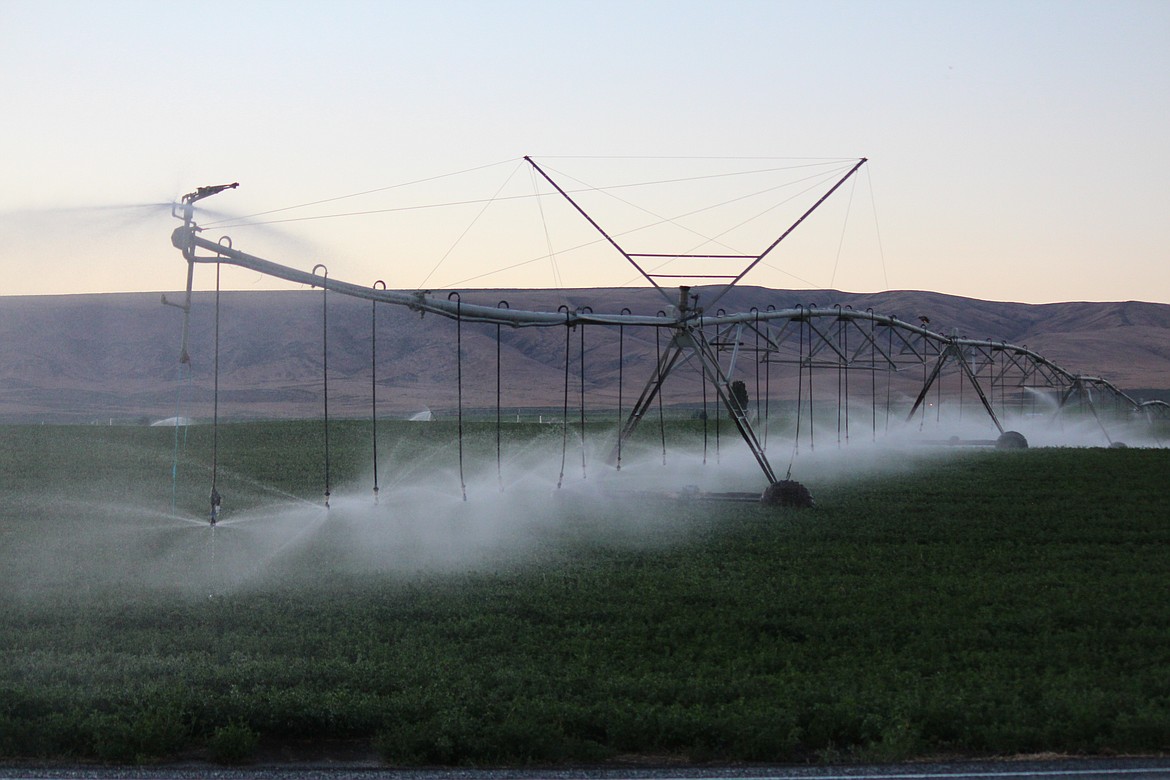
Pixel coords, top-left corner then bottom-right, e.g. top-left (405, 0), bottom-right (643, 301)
top-left (207, 721), bottom-right (260, 765)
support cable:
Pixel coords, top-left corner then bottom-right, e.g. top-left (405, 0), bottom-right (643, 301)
top-left (201, 158), bottom-right (518, 227)
top-left (170, 352), bottom-right (192, 517)
top-left (885, 325), bottom-right (894, 432)
top-left (807, 307), bottom-right (816, 452)
top-left (578, 309), bottom-right (591, 480)
top-left (705, 158), bottom-right (867, 309)
top-left (788, 306), bottom-right (805, 478)
top-left (417, 160), bottom-right (525, 290)
top-left (1030, 357), bottom-right (1037, 416)
top-left (616, 308), bottom-right (630, 471)
top-left (865, 165), bottom-right (892, 292)
top-left (868, 311), bottom-right (877, 442)
top-left (714, 313), bottom-right (724, 463)
top-left (532, 167), bottom-right (567, 297)
top-left (836, 309), bottom-right (844, 446)
top-left (843, 308), bottom-right (850, 444)
top-left (497, 319), bottom-right (502, 489)
top-left (701, 320), bottom-right (709, 464)
top-left (450, 292), bottom-right (467, 501)
top-left (828, 174), bottom-right (858, 290)
top-left (936, 356), bottom-right (943, 424)
top-left (919, 344), bottom-right (929, 431)
top-left (655, 319), bottom-right (667, 466)
top-left (763, 306), bottom-right (774, 452)
top-left (999, 347), bottom-right (1007, 418)
top-left (557, 307), bottom-right (571, 488)
top-left (753, 308), bottom-right (762, 427)
top-left (496, 300), bottom-right (510, 492)
top-left (959, 350), bottom-right (965, 422)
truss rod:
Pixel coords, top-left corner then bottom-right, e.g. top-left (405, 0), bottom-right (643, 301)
top-left (523, 155), bottom-right (669, 302)
top-left (705, 158), bottom-right (868, 309)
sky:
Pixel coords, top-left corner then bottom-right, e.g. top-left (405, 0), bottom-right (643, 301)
top-left (1, 0), bottom-right (1168, 304)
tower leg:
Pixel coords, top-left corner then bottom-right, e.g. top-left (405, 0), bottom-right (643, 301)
top-left (607, 326), bottom-right (778, 485)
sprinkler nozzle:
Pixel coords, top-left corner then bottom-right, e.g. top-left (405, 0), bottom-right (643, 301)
top-left (183, 182), bottom-right (239, 204)
top-left (210, 487), bottom-right (222, 525)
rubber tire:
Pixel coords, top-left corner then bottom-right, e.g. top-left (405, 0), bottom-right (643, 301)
top-left (761, 480), bottom-right (815, 508)
top-left (996, 430), bottom-right (1029, 449)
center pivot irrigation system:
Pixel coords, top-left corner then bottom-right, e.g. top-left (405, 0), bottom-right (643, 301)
top-left (169, 158), bottom-right (1168, 523)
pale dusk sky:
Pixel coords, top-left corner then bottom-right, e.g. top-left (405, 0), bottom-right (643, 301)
top-left (1, 0), bottom-right (1167, 304)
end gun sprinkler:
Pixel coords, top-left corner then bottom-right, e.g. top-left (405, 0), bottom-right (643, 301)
top-left (169, 182), bottom-right (239, 364)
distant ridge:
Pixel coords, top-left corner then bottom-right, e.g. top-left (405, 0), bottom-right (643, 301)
top-left (2, 287), bottom-right (1169, 423)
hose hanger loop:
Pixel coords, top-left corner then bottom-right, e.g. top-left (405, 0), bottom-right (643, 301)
top-left (450, 290), bottom-right (466, 501)
top-left (576, 306), bottom-right (591, 480)
top-left (312, 262), bottom-right (330, 507)
top-left (556, 305), bottom-right (573, 488)
top-left (616, 307), bottom-right (632, 471)
top-left (495, 300), bottom-right (509, 491)
top-left (371, 280), bottom-right (387, 502)
top-left (654, 311), bottom-right (668, 465)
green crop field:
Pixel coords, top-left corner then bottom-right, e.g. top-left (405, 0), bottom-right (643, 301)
top-left (1, 421), bottom-right (1169, 766)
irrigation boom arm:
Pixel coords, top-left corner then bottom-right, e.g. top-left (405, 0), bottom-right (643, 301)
top-left (171, 184), bottom-right (1164, 462)
top-left (167, 179), bottom-right (1168, 512)
top-left (171, 218), bottom-right (1118, 380)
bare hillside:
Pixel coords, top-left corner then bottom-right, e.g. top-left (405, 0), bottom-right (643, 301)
top-left (1, 288), bottom-right (1168, 423)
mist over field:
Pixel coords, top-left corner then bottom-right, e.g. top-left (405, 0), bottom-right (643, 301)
top-left (2, 405), bottom-right (1162, 611)
top-left (2, 419), bottom-right (1169, 765)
